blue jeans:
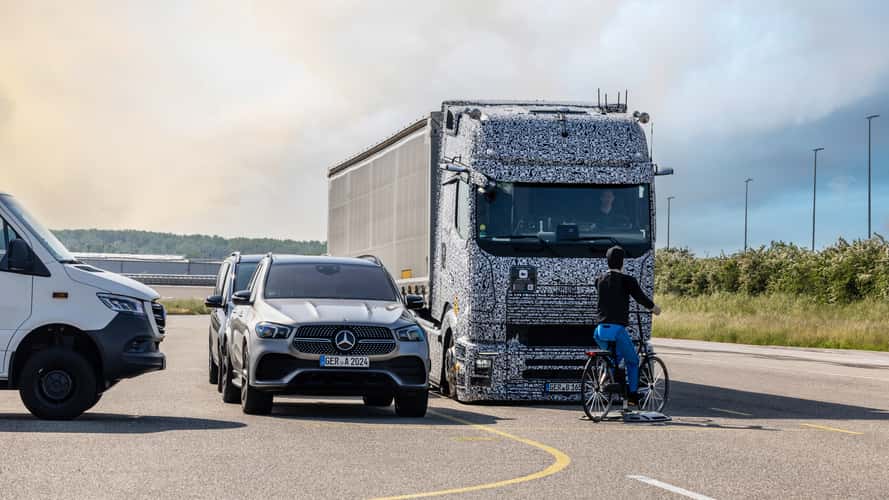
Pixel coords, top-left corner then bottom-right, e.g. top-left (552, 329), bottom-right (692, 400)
top-left (594, 324), bottom-right (639, 393)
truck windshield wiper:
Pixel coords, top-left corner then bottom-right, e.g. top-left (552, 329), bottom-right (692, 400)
top-left (487, 234), bottom-right (558, 256)
top-left (571, 236), bottom-right (621, 246)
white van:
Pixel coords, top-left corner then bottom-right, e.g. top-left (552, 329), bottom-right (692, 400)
top-left (0, 192), bottom-right (166, 419)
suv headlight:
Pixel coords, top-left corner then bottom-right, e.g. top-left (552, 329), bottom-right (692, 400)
top-left (396, 325), bottom-right (424, 342)
top-left (255, 322), bottom-right (293, 339)
top-left (97, 293), bottom-right (145, 315)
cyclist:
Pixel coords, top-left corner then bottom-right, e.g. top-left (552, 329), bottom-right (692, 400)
top-left (594, 246), bottom-right (661, 405)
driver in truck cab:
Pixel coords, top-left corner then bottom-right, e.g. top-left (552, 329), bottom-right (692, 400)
top-left (594, 246), bottom-right (661, 405)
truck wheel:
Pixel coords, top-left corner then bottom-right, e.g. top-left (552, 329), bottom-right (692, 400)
top-left (220, 348), bottom-right (240, 404)
top-left (240, 350), bottom-right (273, 415)
top-left (395, 390), bottom-right (428, 418)
top-left (441, 334), bottom-right (461, 401)
top-left (363, 394), bottom-right (393, 407)
top-left (18, 348), bottom-right (98, 420)
top-left (208, 336), bottom-right (219, 385)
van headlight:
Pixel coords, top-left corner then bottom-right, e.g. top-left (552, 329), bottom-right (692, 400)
top-left (97, 293), bottom-right (144, 315)
top-left (255, 322), bottom-right (293, 339)
top-left (396, 325), bottom-right (424, 342)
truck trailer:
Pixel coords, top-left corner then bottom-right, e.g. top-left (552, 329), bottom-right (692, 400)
top-left (327, 99), bottom-right (670, 402)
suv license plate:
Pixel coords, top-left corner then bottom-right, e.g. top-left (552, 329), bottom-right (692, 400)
top-left (320, 355), bottom-right (370, 368)
top-left (546, 382), bottom-right (580, 393)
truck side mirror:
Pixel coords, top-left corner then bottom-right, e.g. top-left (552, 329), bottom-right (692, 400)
top-left (231, 290), bottom-right (252, 305)
top-left (404, 294), bottom-right (425, 310)
top-left (204, 295), bottom-right (225, 308)
top-left (7, 238), bottom-right (34, 272)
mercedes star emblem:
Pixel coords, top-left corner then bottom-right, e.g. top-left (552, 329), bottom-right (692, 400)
top-left (335, 330), bottom-right (357, 352)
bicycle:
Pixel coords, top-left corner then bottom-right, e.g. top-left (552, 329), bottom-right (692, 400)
top-left (580, 336), bottom-right (669, 422)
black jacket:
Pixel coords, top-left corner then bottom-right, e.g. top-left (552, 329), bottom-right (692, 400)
top-left (595, 270), bottom-right (655, 326)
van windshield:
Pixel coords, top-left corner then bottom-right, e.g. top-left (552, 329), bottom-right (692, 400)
top-left (0, 194), bottom-right (76, 262)
top-left (264, 263), bottom-right (398, 301)
top-left (476, 183), bottom-right (652, 258)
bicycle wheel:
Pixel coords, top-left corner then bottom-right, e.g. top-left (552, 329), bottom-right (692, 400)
top-left (638, 355), bottom-right (669, 413)
top-left (581, 355), bottom-right (614, 422)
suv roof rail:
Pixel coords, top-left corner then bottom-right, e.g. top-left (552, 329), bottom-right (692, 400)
top-left (356, 254), bottom-right (382, 266)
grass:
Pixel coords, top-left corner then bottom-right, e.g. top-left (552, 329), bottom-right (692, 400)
top-left (653, 293), bottom-right (889, 351)
top-left (160, 298), bottom-right (209, 315)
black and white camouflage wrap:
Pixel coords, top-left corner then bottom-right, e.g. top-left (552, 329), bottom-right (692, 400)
top-left (427, 101), bottom-right (658, 402)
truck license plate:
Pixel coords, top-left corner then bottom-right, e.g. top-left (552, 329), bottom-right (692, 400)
top-left (320, 355), bottom-right (369, 368)
top-left (546, 382), bottom-right (581, 393)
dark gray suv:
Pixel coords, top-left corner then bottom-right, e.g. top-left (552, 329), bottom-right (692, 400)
top-left (209, 255), bottom-right (430, 417)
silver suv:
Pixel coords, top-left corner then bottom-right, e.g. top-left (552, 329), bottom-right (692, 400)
top-left (210, 255), bottom-right (430, 417)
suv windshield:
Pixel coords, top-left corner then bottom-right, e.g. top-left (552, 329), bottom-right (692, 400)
top-left (264, 263), bottom-right (398, 301)
top-left (0, 194), bottom-right (76, 262)
top-left (476, 183), bottom-right (651, 257)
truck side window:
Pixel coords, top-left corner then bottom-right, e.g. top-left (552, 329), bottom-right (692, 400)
top-left (455, 179), bottom-right (471, 239)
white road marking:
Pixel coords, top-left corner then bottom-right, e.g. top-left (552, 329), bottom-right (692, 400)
top-left (709, 407), bottom-right (753, 417)
top-left (627, 475), bottom-right (716, 500)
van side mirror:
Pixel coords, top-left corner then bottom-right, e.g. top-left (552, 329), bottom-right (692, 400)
top-left (404, 294), bottom-right (425, 310)
top-left (7, 239), bottom-right (34, 272)
top-left (204, 295), bottom-right (224, 308)
top-left (231, 290), bottom-right (252, 305)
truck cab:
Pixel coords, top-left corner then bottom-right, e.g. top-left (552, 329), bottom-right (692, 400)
top-left (0, 193), bottom-right (166, 419)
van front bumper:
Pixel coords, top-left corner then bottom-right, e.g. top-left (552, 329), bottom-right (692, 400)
top-left (87, 313), bottom-right (166, 382)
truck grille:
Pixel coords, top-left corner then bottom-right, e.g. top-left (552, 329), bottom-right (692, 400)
top-left (292, 325), bottom-right (396, 355)
top-left (151, 302), bottom-right (166, 334)
top-left (506, 284), bottom-right (597, 325)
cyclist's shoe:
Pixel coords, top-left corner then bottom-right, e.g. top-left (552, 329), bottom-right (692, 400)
top-left (627, 391), bottom-right (642, 406)
top-left (602, 383), bottom-right (622, 394)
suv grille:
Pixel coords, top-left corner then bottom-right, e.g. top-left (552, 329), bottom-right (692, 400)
top-left (292, 325), bottom-right (396, 355)
top-left (151, 302), bottom-right (166, 334)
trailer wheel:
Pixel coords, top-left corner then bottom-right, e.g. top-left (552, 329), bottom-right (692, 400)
top-left (18, 348), bottom-right (98, 420)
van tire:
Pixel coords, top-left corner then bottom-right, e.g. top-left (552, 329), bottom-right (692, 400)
top-left (395, 391), bottom-right (428, 418)
top-left (18, 348), bottom-right (99, 420)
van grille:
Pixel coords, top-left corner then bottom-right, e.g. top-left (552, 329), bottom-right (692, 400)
top-left (151, 302), bottom-right (166, 334)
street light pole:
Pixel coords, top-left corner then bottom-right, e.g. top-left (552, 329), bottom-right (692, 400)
top-left (744, 178), bottom-right (753, 252)
top-left (812, 147), bottom-right (824, 251)
top-left (866, 115), bottom-right (880, 239)
top-left (666, 196), bottom-right (675, 249)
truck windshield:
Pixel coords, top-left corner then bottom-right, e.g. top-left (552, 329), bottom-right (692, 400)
top-left (264, 263), bottom-right (398, 301)
top-left (0, 194), bottom-right (77, 263)
top-left (476, 183), bottom-right (652, 257)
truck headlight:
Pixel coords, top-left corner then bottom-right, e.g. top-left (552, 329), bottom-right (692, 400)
top-left (97, 293), bottom-right (144, 315)
top-left (475, 358), bottom-right (492, 370)
top-left (396, 325), bottom-right (424, 342)
top-left (255, 322), bottom-right (293, 339)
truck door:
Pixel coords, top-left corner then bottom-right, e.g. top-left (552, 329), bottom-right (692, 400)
top-left (0, 218), bottom-right (34, 357)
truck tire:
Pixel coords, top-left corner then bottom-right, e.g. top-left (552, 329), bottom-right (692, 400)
top-left (18, 348), bottom-right (99, 420)
top-left (208, 336), bottom-right (219, 385)
top-left (363, 394), bottom-right (393, 407)
top-left (395, 390), bottom-right (428, 418)
top-left (220, 348), bottom-right (240, 404)
top-left (441, 333), bottom-right (461, 401)
top-left (240, 350), bottom-right (273, 415)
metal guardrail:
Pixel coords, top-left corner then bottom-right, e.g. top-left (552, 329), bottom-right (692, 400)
top-left (124, 274), bottom-right (216, 286)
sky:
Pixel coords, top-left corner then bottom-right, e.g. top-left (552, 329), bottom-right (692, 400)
top-left (1, 0), bottom-right (888, 255)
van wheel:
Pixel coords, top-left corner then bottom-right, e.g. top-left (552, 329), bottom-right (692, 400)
top-left (220, 348), bottom-right (240, 404)
top-left (395, 391), bottom-right (428, 418)
top-left (240, 350), bottom-right (273, 415)
top-left (208, 336), bottom-right (219, 385)
top-left (363, 394), bottom-right (393, 407)
top-left (18, 348), bottom-right (98, 420)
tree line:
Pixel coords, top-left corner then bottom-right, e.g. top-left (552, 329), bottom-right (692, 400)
top-left (54, 229), bottom-right (326, 260)
top-left (655, 236), bottom-right (889, 303)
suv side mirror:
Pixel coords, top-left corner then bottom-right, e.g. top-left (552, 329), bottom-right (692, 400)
top-left (231, 290), bottom-right (252, 305)
top-left (7, 239), bottom-right (34, 272)
top-left (204, 295), bottom-right (224, 308)
top-left (404, 294), bottom-right (425, 310)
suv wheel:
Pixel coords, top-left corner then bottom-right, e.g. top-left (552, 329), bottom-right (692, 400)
top-left (208, 336), bottom-right (219, 385)
top-left (220, 347), bottom-right (240, 404)
top-left (363, 394), bottom-right (393, 407)
top-left (240, 349), bottom-right (273, 415)
top-left (18, 348), bottom-right (98, 420)
top-left (395, 390), bottom-right (428, 418)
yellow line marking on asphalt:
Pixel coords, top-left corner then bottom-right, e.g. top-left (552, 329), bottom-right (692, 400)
top-left (370, 410), bottom-right (571, 500)
top-left (710, 407), bottom-right (753, 417)
top-left (800, 423), bottom-right (863, 435)
top-left (453, 436), bottom-right (497, 442)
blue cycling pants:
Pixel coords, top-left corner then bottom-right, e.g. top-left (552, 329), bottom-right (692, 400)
top-left (594, 324), bottom-right (639, 393)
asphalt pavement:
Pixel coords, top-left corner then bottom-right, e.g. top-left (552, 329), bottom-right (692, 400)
top-left (1, 316), bottom-right (887, 499)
